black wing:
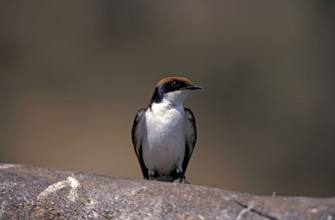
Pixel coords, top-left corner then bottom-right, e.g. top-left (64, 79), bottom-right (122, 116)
top-left (182, 108), bottom-right (197, 174)
top-left (131, 108), bottom-right (149, 179)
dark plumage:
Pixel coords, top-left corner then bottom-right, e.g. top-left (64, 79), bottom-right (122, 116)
top-left (131, 77), bottom-right (202, 182)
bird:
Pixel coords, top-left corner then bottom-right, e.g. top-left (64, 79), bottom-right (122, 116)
top-left (131, 76), bottom-right (202, 183)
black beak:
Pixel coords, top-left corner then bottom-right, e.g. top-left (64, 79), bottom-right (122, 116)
top-left (186, 84), bottom-right (203, 90)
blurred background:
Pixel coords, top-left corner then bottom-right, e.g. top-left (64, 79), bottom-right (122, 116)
top-left (1, 1), bottom-right (334, 197)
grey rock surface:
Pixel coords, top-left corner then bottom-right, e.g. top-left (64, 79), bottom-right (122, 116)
top-left (0, 163), bottom-right (334, 219)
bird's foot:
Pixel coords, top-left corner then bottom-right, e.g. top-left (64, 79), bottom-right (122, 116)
top-left (148, 169), bottom-right (156, 180)
top-left (179, 175), bottom-right (191, 184)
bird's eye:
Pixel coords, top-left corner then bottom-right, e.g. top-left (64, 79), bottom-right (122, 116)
top-left (171, 81), bottom-right (179, 87)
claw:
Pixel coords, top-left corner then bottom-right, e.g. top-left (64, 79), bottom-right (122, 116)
top-left (179, 175), bottom-right (191, 184)
top-left (148, 169), bottom-right (155, 180)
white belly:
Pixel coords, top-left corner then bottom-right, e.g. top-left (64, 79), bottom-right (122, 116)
top-left (143, 106), bottom-right (185, 175)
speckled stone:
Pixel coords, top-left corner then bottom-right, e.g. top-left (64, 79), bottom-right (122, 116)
top-left (0, 163), bottom-right (334, 220)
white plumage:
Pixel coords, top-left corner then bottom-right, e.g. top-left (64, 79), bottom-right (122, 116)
top-left (131, 77), bottom-right (201, 182)
top-left (143, 102), bottom-right (186, 175)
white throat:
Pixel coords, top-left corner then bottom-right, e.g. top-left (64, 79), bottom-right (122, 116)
top-left (159, 90), bottom-right (191, 107)
top-left (144, 100), bottom-right (186, 175)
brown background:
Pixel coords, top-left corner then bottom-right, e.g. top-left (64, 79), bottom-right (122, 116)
top-left (1, 1), bottom-right (334, 196)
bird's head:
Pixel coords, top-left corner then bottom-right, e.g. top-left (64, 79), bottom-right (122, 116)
top-left (150, 77), bottom-right (202, 106)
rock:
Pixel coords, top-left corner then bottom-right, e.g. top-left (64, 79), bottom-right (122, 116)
top-left (0, 163), bottom-right (334, 219)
